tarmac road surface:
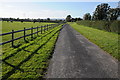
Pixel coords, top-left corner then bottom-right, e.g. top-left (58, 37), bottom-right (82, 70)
top-left (45, 24), bottom-right (118, 78)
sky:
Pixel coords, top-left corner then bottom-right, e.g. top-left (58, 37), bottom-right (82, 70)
top-left (0, 1), bottom-right (119, 19)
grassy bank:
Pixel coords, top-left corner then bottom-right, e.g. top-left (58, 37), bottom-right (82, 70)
top-left (69, 22), bottom-right (119, 60)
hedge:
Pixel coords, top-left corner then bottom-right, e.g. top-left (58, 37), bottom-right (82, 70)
top-left (76, 20), bottom-right (120, 34)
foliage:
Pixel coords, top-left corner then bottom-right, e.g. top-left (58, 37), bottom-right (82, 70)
top-left (66, 15), bottom-right (72, 22)
top-left (47, 18), bottom-right (50, 21)
top-left (83, 13), bottom-right (91, 20)
top-left (107, 8), bottom-right (120, 20)
top-left (110, 20), bottom-right (120, 33)
top-left (92, 3), bottom-right (120, 20)
top-left (76, 20), bottom-right (120, 33)
top-left (92, 3), bottom-right (110, 20)
top-left (1, 17), bottom-right (64, 23)
top-left (69, 22), bottom-right (119, 60)
top-left (65, 15), bottom-right (82, 22)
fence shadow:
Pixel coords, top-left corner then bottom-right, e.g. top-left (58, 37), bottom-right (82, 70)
top-left (2, 28), bottom-right (56, 62)
top-left (2, 27), bottom-right (61, 80)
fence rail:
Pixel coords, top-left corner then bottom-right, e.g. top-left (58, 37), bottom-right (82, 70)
top-left (0, 23), bottom-right (60, 47)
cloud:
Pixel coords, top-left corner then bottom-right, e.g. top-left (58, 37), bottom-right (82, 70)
top-left (0, 7), bottom-right (70, 19)
top-left (0, 2), bottom-right (71, 19)
top-left (0, 2), bottom-right (70, 19)
top-left (25, 10), bottom-right (70, 19)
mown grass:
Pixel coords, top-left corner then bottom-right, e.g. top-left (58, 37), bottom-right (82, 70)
top-left (2, 21), bottom-right (55, 46)
top-left (1, 21), bottom-right (62, 79)
top-left (2, 21), bottom-right (54, 33)
top-left (1, 21), bottom-right (56, 54)
top-left (68, 22), bottom-right (119, 60)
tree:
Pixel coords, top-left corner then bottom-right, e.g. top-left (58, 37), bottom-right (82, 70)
top-left (83, 13), bottom-right (91, 20)
top-left (66, 15), bottom-right (72, 22)
top-left (16, 18), bottom-right (19, 21)
top-left (47, 18), bottom-right (50, 21)
top-left (33, 19), bottom-right (37, 23)
top-left (107, 8), bottom-right (120, 20)
top-left (20, 19), bottom-right (24, 23)
top-left (92, 3), bottom-right (110, 20)
top-left (77, 18), bottom-right (82, 21)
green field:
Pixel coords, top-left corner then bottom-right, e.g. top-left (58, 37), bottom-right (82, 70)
top-left (2, 21), bottom-right (54, 33)
top-left (68, 22), bottom-right (119, 60)
top-left (1, 21), bottom-right (62, 79)
top-left (2, 21), bottom-right (55, 45)
top-left (2, 21), bottom-right (56, 53)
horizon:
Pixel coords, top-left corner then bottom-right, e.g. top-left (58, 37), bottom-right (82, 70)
top-left (0, 2), bottom-right (119, 19)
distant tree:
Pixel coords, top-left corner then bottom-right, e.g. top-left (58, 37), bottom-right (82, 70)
top-left (92, 3), bottom-right (110, 20)
top-left (71, 18), bottom-right (75, 22)
top-left (107, 8), bottom-right (120, 20)
top-left (37, 18), bottom-right (41, 22)
top-left (71, 17), bottom-right (82, 22)
top-left (66, 15), bottom-right (72, 22)
top-left (40, 19), bottom-right (43, 22)
top-left (16, 18), bottom-right (19, 21)
top-left (77, 18), bottom-right (82, 21)
top-left (33, 19), bottom-right (37, 23)
top-left (75, 18), bottom-right (78, 21)
top-left (47, 18), bottom-right (50, 21)
top-left (83, 13), bottom-right (91, 20)
top-left (20, 19), bottom-right (24, 23)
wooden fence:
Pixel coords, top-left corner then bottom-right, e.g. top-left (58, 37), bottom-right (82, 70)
top-left (0, 23), bottom-right (59, 47)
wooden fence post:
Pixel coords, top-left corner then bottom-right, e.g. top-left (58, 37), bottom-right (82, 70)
top-left (46, 25), bottom-right (47, 31)
top-left (31, 27), bottom-right (33, 40)
top-left (49, 24), bottom-right (50, 30)
top-left (48, 25), bottom-right (49, 30)
top-left (37, 26), bottom-right (38, 36)
top-left (24, 27), bottom-right (26, 41)
top-left (50, 25), bottom-right (53, 29)
top-left (12, 30), bottom-right (14, 47)
top-left (47, 25), bottom-right (48, 31)
top-left (53, 24), bottom-right (54, 29)
top-left (41, 26), bottom-right (42, 34)
top-left (44, 26), bottom-right (45, 33)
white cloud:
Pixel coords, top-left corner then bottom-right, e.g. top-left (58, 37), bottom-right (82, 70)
top-left (25, 10), bottom-right (70, 19)
top-left (0, 8), bottom-right (70, 19)
top-left (0, 2), bottom-right (70, 19)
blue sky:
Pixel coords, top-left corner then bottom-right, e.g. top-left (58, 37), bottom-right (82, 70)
top-left (0, 2), bottom-right (118, 19)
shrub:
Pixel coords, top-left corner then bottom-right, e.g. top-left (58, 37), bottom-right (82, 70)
top-left (110, 21), bottom-right (120, 33)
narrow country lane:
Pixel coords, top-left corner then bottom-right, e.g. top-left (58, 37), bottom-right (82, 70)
top-left (45, 24), bottom-right (118, 78)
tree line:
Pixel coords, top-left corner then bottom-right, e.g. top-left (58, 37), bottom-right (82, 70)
top-left (0, 17), bottom-right (65, 23)
top-left (66, 2), bottom-right (120, 21)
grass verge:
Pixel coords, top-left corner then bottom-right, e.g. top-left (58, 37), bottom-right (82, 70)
top-left (68, 22), bottom-right (119, 60)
